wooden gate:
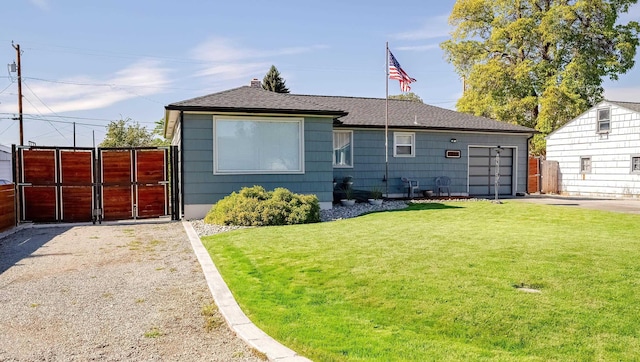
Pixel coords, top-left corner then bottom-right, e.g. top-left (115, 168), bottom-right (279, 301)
top-left (541, 160), bottom-right (559, 194)
top-left (16, 146), bottom-right (178, 223)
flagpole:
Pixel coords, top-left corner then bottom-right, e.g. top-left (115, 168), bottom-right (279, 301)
top-left (385, 42), bottom-right (389, 198)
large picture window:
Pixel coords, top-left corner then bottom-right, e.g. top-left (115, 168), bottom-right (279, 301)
top-left (214, 116), bottom-right (304, 174)
top-left (333, 130), bottom-right (353, 168)
top-left (394, 132), bottom-right (415, 157)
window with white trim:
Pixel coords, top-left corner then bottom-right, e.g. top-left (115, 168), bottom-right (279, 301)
top-left (394, 132), bottom-right (415, 157)
top-left (632, 156), bottom-right (640, 173)
top-left (580, 156), bottom-right (591, 174)
top-left (213, 116), bottom-right (304, 174)
top-left (597, 108), bottom-right (610, 133)
top-left (333, 130), bottom-right (353, 168)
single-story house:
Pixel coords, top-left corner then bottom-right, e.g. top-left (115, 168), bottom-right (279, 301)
top-left (546, 100), bottom-right (640, 198)
top-left (165, 79), bottom-right (535, 219)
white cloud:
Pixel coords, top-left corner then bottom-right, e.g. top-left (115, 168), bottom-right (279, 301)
top-left (0, 60), bottom-right (170, 115)
top-left (29, 0), bottom-right (50, 11)
top-left (392, 14), bottom-right (451, 41)
top-left (190, 36), bottom-right (328, 81)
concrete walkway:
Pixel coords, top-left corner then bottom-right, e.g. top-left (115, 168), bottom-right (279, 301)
top-left (509, 195), bottom-right (640, 214)
top-left (182, 221), bottom-right (311, 362)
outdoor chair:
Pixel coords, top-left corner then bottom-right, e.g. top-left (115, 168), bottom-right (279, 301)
top-left (435, 176), bottom-right (451, 197)
top-left (401, 177), bottom-right (419, 198)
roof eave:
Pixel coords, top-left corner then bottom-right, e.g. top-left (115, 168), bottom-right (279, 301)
top-left (333, 124), bottom-right (537, 134)
top-left (165, 105), bottom-right (347, 117)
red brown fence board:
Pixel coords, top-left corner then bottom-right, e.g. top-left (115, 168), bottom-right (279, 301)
top-left (0, 184), bottom-right (15, 232)
top-left (527, 157), bottom-right (540, 194)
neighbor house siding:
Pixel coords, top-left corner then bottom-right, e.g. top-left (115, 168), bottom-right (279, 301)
top-left (181, 113), bottom-right (334, 218)
top-left (333, 129), bottom-right (529, 197)
top-left (546, 101), bottom-right (640, 197)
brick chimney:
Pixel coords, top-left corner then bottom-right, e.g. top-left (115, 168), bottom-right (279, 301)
top-left (250, 78), bottom-right (262, 88)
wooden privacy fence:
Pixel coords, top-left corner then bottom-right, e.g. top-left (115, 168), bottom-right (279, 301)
top-left (16, 146), bottom-right (179, 223)
top-left (0, 184), bottom-right (15, 232)
top-left (541, 160), bottom-right (559, 194)
top-left (527, 157), bottom-right (541, 193)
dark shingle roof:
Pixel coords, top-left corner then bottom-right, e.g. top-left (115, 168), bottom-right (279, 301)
top-left (166, 86), bottom-right (535, 134)
top-left (166, 86), bottom-right (346, 117)
top-left (608, 100), bottom-right (640, 113)
top-left (290, 94), bottom-right (534, 133)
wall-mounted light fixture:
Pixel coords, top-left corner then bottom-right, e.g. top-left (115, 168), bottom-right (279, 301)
top-left (450, 138), bottom-right (457, 143)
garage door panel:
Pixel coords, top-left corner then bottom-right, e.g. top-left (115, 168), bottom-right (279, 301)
top-left (469, 148), bottom-right (490, 157)
top-left (469, 185), bottom-right (491, 195)
top-left (469, 147), bottom-right (514, 196)
top-left (469, 157), bottom-right (490, 167)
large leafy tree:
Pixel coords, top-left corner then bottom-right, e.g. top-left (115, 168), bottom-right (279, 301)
top-left (100, 118), bottom-right (155, 147)
top-left (441, 0), bottom-right (639, 154)
top-left (262, 65), bottom-right (290, 93)
top-left (389, 92), bottom-right (424, 103)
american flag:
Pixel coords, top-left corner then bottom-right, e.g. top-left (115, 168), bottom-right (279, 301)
top-left (388, 50), bottom-right (416, 92)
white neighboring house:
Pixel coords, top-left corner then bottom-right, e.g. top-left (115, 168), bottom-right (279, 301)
top-left (0, 145), bottom-right (12, 183)
top-left (546, 100), bottom-right (640, 198)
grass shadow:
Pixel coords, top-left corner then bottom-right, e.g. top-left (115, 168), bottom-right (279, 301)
top-left (359, 202), bottom-right (465, 218)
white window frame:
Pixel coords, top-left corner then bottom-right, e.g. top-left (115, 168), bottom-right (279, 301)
top-left (597, 107), bottom-right (610, 133)
top-left (333, 130), bottom-right (353, 168)
top-left (580, 156), bottom-right (592, 174)
top-left (213, 116), bottom-right (304, 175)
top-left (393, 132), bottom-right (415, 157)
top-left (631, 155), bottom-right (640, 174)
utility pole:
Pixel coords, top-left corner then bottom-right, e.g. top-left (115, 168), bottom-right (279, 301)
top-left (12, 42), bottom-right (23, 146)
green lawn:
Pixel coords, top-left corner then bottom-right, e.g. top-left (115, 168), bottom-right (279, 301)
top-left (202, 201), bottom-right (640, 361)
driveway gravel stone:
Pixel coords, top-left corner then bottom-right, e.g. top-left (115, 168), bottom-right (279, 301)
top-left (0, 222), bottom-right (264, 361)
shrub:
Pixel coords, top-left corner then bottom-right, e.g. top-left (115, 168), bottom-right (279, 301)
top-left (204, 186), bottom-right (320, 226)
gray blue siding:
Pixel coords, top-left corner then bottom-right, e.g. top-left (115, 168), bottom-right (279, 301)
top-left (333, 129), bottom-right (529, 196)
top-left (181, 113), bottom-right (335, 211)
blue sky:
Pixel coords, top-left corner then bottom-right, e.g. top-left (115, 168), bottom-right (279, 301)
top-left (0, 0), bottom-right (638, 147)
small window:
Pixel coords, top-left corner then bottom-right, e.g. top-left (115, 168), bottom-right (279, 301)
top-left (597, 108), bottom-right (610, 133)
top-left (394, 132), bottom-right (415, 157)
top-left (580, 157), bottom-right (592, 174)
top-left (333, 130), bottom-right (353, 168)
top-left (632, 156), bottom-right (640, 173)
top-left (445, 150), bottom-right (461, 158)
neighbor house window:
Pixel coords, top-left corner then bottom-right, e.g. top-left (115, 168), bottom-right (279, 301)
top-left (333, 130), bottom-right (353, 168)
top-left (394, 132), bottom-right (415, 157)
top-left (597, 108), bottom-right (610, 133)
top-left (632, 156), bottom-right (640, 173)
top-left (580, 157), bottom-right (592, 174)
top-left (213, 116), bottom-right (304, 174)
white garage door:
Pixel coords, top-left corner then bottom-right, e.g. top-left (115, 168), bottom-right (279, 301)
top-left (468, 147), bottom-right (513, 196)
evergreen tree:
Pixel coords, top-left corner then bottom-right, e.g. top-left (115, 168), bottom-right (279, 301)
top-left (262, 65), bottom-right (290, 93)
top-left (441, 0), bottom-right (639, 154)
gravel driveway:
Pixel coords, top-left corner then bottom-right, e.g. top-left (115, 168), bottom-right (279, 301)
top-left (0, 222), bottom-right (263, 361)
